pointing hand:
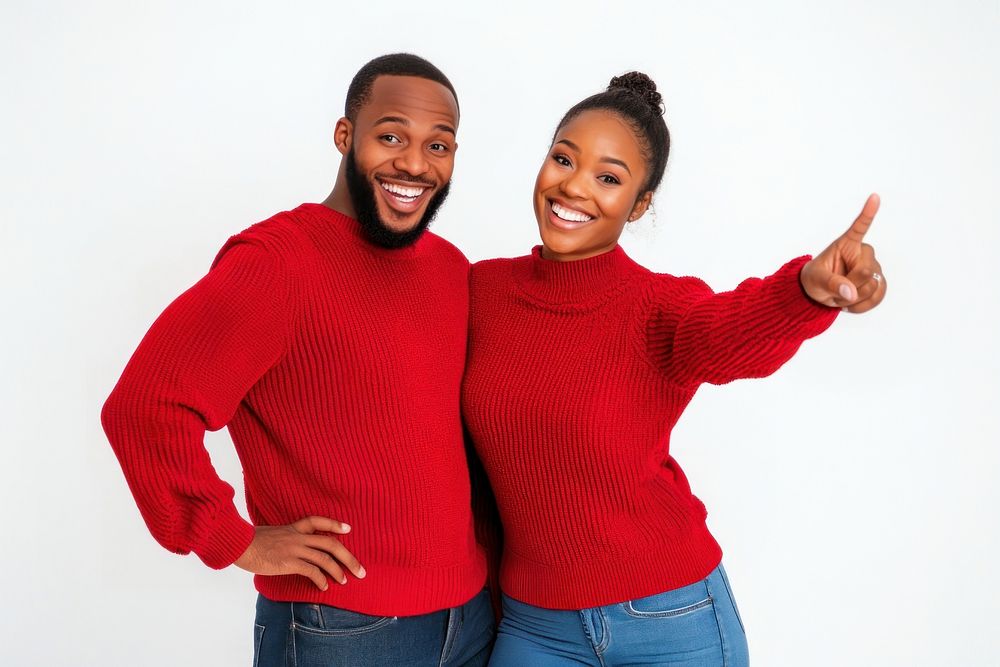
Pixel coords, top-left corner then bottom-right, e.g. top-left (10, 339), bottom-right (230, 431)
top-left (800, 193), bottom-right (887, 314)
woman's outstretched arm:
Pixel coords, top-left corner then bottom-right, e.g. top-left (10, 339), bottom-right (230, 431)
top-left (647, 194), bottom-right (886, 386)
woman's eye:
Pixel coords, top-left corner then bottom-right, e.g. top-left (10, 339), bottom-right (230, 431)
top-left (600, 174), bottom-right (621, 185)
top-left (552, 154), bottom-right (571, 167)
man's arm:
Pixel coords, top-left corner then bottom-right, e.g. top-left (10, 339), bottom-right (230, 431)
top-left (101, 236), bottom-right (291, 568)
top-left (103, 233), bottom-right (367, 587)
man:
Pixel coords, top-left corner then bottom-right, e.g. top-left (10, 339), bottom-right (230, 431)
top-left (102, 54), bottom-right (496, 666)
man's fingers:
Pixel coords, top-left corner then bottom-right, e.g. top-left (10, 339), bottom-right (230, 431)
top-left (306, 535), bottom-right (366, 579)
top-left (300, 547), bottom-right (348, 585)
top-left (295, 562), bottom-right (330, 591)
top-left (293, 516), bottom-right (351, 535)
top-left (844, 193), bottom-right (880, 243)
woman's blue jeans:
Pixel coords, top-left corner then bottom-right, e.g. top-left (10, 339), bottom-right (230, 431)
top-left (489, 564), bottom-right (748, 666)
top-left (253, 587), bottom-right (495, 667)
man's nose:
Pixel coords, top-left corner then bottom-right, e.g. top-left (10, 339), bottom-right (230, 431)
top-left (393, 144), bottom-right (430, 177)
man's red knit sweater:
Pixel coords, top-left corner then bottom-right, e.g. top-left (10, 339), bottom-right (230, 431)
top-left (102, 203), bottom-right (486, 616)
top-left (461, 244), bottom-right (838, 610)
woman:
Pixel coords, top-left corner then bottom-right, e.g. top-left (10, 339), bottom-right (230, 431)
top-left (462, 72), bottom-right (886, 666)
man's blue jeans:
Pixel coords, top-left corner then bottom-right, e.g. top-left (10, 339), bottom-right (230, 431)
top-left (489, 564), bottom-right (748, 666)
top-left (253, 587), bottom-right (495, 667)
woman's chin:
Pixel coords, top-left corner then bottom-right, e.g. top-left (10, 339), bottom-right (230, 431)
top-left (538, 226), bottom-right (583, 258)
top-left (539, 237), bottom-right (579, 260)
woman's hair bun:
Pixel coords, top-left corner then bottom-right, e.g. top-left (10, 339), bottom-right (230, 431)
top-left (608, 71), bottom-right (664, 115)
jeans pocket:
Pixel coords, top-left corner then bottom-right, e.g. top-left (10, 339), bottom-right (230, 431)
top-left (621, 578), bottom-right (714, 618)
top-left (290, 602), bottom-right (396, 637)
top-left (614, 582), bottom-right (728, 666)
top-left (290, 604), bottom-right (400, 667)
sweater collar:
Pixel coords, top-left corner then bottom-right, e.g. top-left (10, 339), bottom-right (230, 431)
top-left (513, 244), bottom-right (639, 306)
top-left (299, 203), bottom-right (429, 259)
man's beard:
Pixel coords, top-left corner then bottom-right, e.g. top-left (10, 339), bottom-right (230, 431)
top-left (345, 148), bottom-right (451, 249)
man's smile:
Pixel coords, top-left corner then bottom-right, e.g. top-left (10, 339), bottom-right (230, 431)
top-left (376, 176), bottom-right (434, 215)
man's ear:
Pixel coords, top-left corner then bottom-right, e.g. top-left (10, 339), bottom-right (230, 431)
top-left (628, 191), bottom-right (653, 222)
top-left (334, 117), bottom-right (353, 155)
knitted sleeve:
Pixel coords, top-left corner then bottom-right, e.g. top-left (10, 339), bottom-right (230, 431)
top-left (101, 233), bottom-right (295, 569)
top-left (646, 255), bottom-right (839, 387)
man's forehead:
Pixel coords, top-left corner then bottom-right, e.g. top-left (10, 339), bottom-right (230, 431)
top-left (359, 75), bottom-right (459, 126)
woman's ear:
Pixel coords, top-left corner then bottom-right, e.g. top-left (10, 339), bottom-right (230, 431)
top-left (628, 191), bottom-right (653, 222)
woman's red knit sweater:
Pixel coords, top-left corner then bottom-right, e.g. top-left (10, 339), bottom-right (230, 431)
top-left (461, 244), bottom-right (837, 609)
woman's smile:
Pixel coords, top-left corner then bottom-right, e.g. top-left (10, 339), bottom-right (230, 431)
top-left (546, 198), bottom-right (596, 230)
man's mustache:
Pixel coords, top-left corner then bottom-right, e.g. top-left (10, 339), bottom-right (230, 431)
top-left (378, 173), bottom-right (437, 188)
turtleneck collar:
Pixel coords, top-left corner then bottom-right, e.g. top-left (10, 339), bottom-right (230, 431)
top-left (512, 244), bottom-right (642, 307)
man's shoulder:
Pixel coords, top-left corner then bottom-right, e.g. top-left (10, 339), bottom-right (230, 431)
top-left (223, 209), bottom-right (308, 257)
top-left (232, 208), bottom-right (312, 252)
top-left (421, 230), bottom-right (470, 269)
top-left (212, 207), bottom-right (314, 265)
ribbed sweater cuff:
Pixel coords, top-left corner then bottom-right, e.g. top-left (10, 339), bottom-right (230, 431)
top-left (193, 505), bottom-right (256, 570)
top-left (767, 255), bottom-right (840, 340)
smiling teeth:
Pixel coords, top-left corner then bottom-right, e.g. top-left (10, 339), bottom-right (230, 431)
top-left (552, 202), bottom-right (593, 223)
top-left (381, 182), bottom-right (427, 198)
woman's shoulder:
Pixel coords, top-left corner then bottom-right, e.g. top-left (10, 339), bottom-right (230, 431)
top-left (646, 270), bottom-right (712, 294)
top-left (470, 253), bottom-right (529, 281)
top-left (471, 252), bottom-right (530, 268)
top-left (635, 270), bottom-right (715, 322)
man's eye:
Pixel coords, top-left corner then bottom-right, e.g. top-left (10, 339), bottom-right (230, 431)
top-left (381, 135), bottom-right (401, 144)
top-left (430, 143), bottom-right (449, 152)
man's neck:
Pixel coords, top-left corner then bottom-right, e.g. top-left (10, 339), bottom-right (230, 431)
top-left (321, 173), bottom-right (356, 220)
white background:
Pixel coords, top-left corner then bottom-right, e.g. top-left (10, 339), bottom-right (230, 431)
top-left (2, 1), bottom-right (997, 665)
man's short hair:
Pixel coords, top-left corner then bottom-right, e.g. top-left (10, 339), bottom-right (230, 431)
top-left (345, 53), bottom-right (459, 122)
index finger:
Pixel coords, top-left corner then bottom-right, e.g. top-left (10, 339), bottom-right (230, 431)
top-left (844, 193), bottom-right (880, 243)
top-left (294, 516), bottom-right (352, 535)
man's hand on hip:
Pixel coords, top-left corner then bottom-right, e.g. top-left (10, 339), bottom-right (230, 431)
top-left (235, 516), bottom-right (365, 590)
